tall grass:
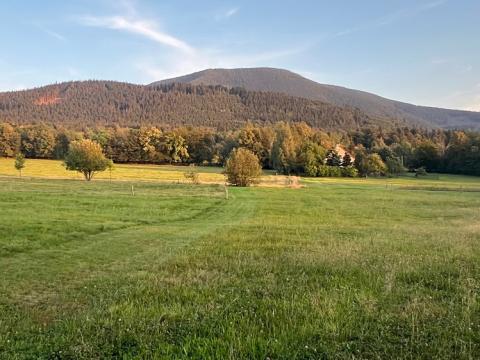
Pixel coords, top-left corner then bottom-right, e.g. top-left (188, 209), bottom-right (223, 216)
top-left (0, 172), bottom-right (479, 358)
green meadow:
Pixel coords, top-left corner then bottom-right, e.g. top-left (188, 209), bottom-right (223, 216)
top-left (0, 162), bottom-right (479, 359)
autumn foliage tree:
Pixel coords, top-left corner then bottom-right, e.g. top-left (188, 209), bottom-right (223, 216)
top-left (1, 121), bottom-right (480, 177)
top-left (225, 148), bottom-right (262, 187)
top-left (64, 140), bottom-right (112, 181)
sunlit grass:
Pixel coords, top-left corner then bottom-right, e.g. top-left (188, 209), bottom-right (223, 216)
top-left (0, 158), bottom-right (226, 183)
top-left (0, 164), bottom-right (480, 358)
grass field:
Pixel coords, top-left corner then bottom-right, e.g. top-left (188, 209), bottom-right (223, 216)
top-left (1, 160), bottom-right (480, 358)
top-left (0, 158), bottom-right (226, 183)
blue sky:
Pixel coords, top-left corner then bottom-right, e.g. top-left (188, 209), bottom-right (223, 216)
top-left (1, 0), bottom-right (479, 111)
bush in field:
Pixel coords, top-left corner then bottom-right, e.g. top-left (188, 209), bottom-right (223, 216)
top-left (415, 167), bottom-right (428, 177)
top-left (316, 165), bottom-right (358, 178)
top-left (14, 153), bottom-right (25, 177)
top-left (64, 140), bottom-right (113, 181)
top-left (225, 148), bottom-right (261, 187)
top-left (184, 166), bottom-right (200, 184)
top-left (341, 166), bottom-right (358, 177)
top-left (316, 165), bottom-right (339, 177)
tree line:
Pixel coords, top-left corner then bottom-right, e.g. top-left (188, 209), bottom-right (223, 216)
top-left (1, 122), bottom-right (479, 177)
top-left (0, 81), bottom-right (399, 130)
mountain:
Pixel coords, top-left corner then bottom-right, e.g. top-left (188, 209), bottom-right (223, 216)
top-left (2, 67), bottom-right (478, 131)
top-left (0, 81), bottom-right (391, 130)
top-left (153, 68), bottom-right (480, 130)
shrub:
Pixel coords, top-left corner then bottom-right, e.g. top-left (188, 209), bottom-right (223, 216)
top-left (317, 165), bottom-right (343, 177)
top-left (224, 148), bottom-right (262, 187)
top-left (341, 167), bottom-right (358, 177)
top-left (317, 165), bottom-right (330, 177)
top-left (415, 167), bottom-right (428, 177)
top-left (184, 166), bottom-right (200, 184)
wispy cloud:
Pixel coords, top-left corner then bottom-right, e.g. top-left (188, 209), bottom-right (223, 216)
top-left (77, 2), bottom-right (308, 82)
top-left (215, 7), bottom-right (239, 21)
top-left (430, 57), bottom-right (473, 74)
top-left (431, 58), bottom-right (450, 65)
top-left (43, 28), bottom-right (66, 42)
top-left (34, 24), bottom-right (67, 42)
top-left (79, 15), bottom-right (194, 54)
top-left (226, 7), bottom-right (239, 17)
top-left (224, 7), bottom-right (239, 18)
top-left (135, 45), bottom-right (307, 82)
top-left (335, 0), bottom-right (448, 37)
top-left (421, 0), bottom-right (448, 10)
top-left (435, 83), bottom-right (480, 111)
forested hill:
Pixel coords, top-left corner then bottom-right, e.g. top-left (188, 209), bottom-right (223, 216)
top-left (154, 68), bottom-right (480, 130)
top-left (0, 81), bottom-right (403, 130)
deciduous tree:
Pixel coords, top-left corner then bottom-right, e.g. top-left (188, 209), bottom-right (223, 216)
top-left (14, 153), bottom-right (25, 177)
top-left (64, 140), bottom-right (113, 181)
top-left (225, 148), bottom-right (261, 187)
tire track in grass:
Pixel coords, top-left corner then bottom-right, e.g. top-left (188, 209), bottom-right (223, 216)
top-left (0, 188), bottom-right (257, 308)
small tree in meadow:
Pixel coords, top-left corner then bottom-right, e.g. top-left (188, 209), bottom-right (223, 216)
top-left (64, 139), bottom-right (112, 181)
top-left (14, 153), bottom-right (25, 177)
top-left (225, 148), bottom-right (262, 187)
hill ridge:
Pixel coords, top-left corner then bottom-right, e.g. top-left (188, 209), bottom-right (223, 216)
top-left (0, 80), bottom-right (391, 130)
top-left (152, 67), bottom-right (480, 130)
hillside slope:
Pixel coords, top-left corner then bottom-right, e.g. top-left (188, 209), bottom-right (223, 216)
top-left (153, 68), bottom-right (480, 130)
top-left (0, 81), bottom-right (392, 130)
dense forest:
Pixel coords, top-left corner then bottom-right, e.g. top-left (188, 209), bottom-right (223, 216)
top-left (1, 81), bottom-right (478, 177)
top-left (0, 81), bottom-right (404, 130)
top-left (1, 122), bottom-right (479, 176)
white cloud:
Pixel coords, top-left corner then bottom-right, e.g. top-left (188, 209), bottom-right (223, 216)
top-left (79, 15), bottom-right (194, 54)
top-left (135, 45), bottom-right (307, 82)
top-left (421, 0), bottom-right (448, 11)
top-left (431, 58), bottom-right (473, 75)
top-left (215, 7), bottom-right (239, 21)
top-left (227, 8), bottom-right (238, 17)
top-left (42, 28), bottom-right (66, 41)
top-left (224, 7), bottom-right (239, 18)
top-left (78, 3), bottom-right (309, 83)
top-left (33, 23), bottom-right (67, 42)
top-left (335, 0), bottom-right (448, 37)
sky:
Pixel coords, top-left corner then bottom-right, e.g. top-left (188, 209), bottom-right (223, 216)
top-left (1, 0), bottom-right (479, 111)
